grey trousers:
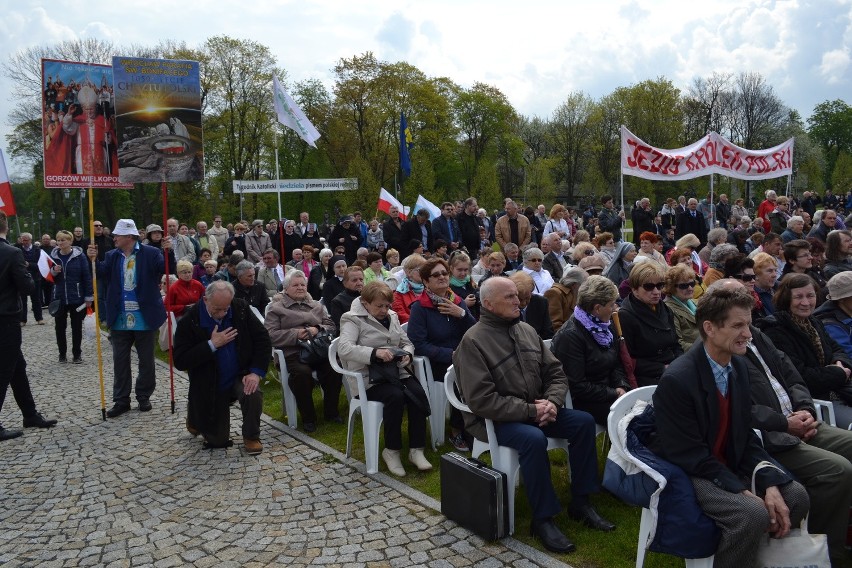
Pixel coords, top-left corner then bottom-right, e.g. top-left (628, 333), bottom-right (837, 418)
top-left (111, 329), bottom-right (157, 405)
top-left (691, 476), bottom-right (809, 568)
top-left (771, 425), bottom-right (852, 566)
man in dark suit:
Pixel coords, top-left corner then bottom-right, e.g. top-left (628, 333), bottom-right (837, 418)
top-left (511, 271), bottom-right (554, 340)
top-left (382, 206), bottom-right (405, 255)
top-left (674, 198), bottom-right (708, 245)
top-left (630, 198), bottom-right (655, 245)
top-left (0, 212), bottom-right (57, 440)
top-left (431, 201), bottom-right (461, 251)
top-left (400, 209), bottom-right (433, 259)
top-left (16, 232), bottom-right (45, 325)
top-left (650, 283), bottom-right (809, 567)
top-left (456, 197), bottom-right (483, 255)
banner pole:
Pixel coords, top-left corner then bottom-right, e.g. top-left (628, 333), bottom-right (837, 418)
top-left (161, 181), bottom-right (176, 414)
top-left (89, 186), bottom-right (107, 421)
top-left (274, 128), bottom-right (282, 220)
top-left (710, 174), bottom-right (715, 228)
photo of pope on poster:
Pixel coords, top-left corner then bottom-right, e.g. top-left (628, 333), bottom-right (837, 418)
top-left (41, 58), bottom-right (131, 189)
top-left (111, 56), bottom-right (203, 183)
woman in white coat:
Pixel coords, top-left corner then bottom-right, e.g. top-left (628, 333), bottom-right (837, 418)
top-left (337, 281), bottom-right (431, 477)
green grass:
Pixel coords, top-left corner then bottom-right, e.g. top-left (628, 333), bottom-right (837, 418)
top-left (259, 365), bottom-right (684, 568)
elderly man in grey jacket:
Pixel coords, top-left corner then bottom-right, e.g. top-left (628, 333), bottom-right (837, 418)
top-left (453, 276), bottom-right (613, 554)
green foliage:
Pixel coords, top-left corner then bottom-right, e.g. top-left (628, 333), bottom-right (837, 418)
top-left (831, 152), bottom-right (852, 194)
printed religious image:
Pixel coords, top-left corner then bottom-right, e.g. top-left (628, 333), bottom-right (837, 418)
top-left (41, 59), bottom-right (131, 189)
top-left (111, 57), bottom-right (204, 183)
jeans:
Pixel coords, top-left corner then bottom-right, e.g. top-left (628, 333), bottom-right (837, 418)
top-left (494, 407), bottom-right (599, 521)
top-left (110, 329), bottom-right (157, 405)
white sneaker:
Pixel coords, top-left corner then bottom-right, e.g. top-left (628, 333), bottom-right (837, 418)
top-left (408, 448), bottom-right (433, 471)
top-left (382, 448), bottom-right (406, 476)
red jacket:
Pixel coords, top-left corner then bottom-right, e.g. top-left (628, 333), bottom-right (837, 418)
top-left (165, 278), bottom-right (205, 317)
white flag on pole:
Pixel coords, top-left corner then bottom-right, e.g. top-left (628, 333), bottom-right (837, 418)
top-left (272, 76), bottom-right (321, 148)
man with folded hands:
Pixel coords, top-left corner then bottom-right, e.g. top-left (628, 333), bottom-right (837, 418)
top-left (454, 276), bottom-right (614, 554)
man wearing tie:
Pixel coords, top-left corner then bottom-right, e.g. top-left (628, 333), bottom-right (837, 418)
top-left (256, 249), bottom-right (286, 298)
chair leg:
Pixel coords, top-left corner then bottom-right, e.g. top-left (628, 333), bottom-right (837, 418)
top-left (428, 381), bottom-right (447, 449)
top-left (363, 403), bottom-right (383, 475)
top-left (636, 508), bottom-right (652, 568)
top-left (282, 379), bottom-right (299, 430)
top-left (685, 557), bottom-right (714, 567)
top-left (345, 406), bottom-right (357, 458)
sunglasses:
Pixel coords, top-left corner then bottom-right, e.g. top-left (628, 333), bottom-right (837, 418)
top-left (641, 282), bottom-right (665, 291)
top-left (93, 224), bottom-right (103, 227)
top-left (675, 282), bottom-right (696, 290)
top-left (733, 274), bottom-right (757, 282)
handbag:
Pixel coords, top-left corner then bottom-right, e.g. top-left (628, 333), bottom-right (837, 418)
top-left (297, 328), bottom-right (333, 366)
top-left (752, 461), bottom-right (830, 568)
top-left (368, 354), bottom-right (431, 417)
top-left (48, 299), bottom-right (62, 317)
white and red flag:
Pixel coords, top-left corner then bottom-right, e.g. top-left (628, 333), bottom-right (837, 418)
top-left (38, 250), bottom-right (55, 283)
top-left (377, 187), bottom-right (409, 220)
top-left (0, 148), bottom-right (17, 216)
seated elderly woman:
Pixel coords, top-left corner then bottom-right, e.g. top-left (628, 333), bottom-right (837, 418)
top-left (663, 263), bottom-right (699, 351)
top-left (594, 232), bottom-right (615, 266)
top-left (544, 266), bottom-right (588, 332)
top-left (391, 253), bottom-right (426, 324)
top-left (407, 258), bottom-right (477, 452)
top-left (702, 243), bottom-right (740, 290)
top-left (165, 260), bottom-right (205, 319)
top-left (570, 241), bottom-right (598, 266)
top-left (755, 273), bottom-right (852, 428)
top-left (752, 252), bottom-right (779, 320)
top-left (265, 271), bottom-right (342, 433)
top-left (337, 281), bottom-right (431, 476)
top-left (509, 271), bottom-right (554, 340)
top-left (551, 275), bottom-right (630, 425)
top-left (232, 260), bottom-right (269, 313)
top-left (521, 247), bottom-right (554, 295)
top-left (619, 262), bottom-right (682, 386)
top-left (637, 231), bottom-right (667, 269)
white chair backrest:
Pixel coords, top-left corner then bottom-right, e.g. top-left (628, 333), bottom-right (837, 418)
top-left (250, 305), bottom-right (264, 324)
top-left (400, 322), bottom-right (408, 333)
top-left (444, 366), bottom-right (472, 414)
top-left (607, 386), bottom-right (656, 456)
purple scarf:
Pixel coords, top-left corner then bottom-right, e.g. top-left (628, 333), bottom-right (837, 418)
top-left (573, 305), bottom-right (613, 347)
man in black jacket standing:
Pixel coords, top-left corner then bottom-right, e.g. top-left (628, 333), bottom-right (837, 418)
top-left (597, 195), bottom-right (624, 243)
top-left (16, 232), bottom-right (44, 325)
top-left (674, 198), bottom-right (709, 245)
top-left (0, 212), bottom-right (57, 440)
top-left (456, 197), bottom-right (482, 256)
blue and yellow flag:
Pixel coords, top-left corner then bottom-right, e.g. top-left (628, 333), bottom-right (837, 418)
top-left (399, 112), bottom-right (413, 177)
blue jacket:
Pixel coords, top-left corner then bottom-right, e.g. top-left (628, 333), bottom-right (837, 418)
top-left (95, 241), bottom-right (176, 330)
top-left (603, 404), bottom-right (720, 558)
top-left (50, 246), bottom-right (93, 306)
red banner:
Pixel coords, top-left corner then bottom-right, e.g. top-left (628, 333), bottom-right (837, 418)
top-left (621, 126), bottom-right (794, 181)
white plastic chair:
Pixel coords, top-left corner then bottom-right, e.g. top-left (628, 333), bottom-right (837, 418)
top-left (273, 349), bottom-right (299, 429)
top-left (328, 338), bottom-right (385, 475)
top-left (812, 398), bottom-right (836, 426)
top-left (249, 305), bottom-right (264, 324)
top-left (444, 365), bottom-right (570, 535)
top-left (411, 355), bottom-right (446, 449)
top-left (606, 386), bottom-right (713, 568)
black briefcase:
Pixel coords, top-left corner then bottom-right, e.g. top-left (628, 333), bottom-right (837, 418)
top-left (440, 452), bottom-right (509, 540)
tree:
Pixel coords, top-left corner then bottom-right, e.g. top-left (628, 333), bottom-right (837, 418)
top-left (549, 92), bottom-right (595, 203)
top-left (808, 99), bottom-right (852, 190)
top-left (683, 72), bottom-right (733, 140)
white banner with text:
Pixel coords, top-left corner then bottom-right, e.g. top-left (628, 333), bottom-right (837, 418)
top-left (232, 178), bottom-right (358, 193)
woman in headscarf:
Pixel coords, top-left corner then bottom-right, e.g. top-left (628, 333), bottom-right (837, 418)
top-left (602, 241), bottom-right (636, 287)
top-left (320, 255), bottom-right (347, 305)
top-left (308, 248), bottom-right (334, 301)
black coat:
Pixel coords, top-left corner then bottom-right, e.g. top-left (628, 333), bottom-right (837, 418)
top-left (400, 218), bottom-right (433, 258)
top-left (456, 211), bottom-right (482, 255)
top-left (754, 311), bottom-right (852, 401)
top-left (551, 318), bottom-right (629, 404)
top-left (741, 326), bottom-right (816, 453)
top-left (618, 293), bottom-right (682, 386)
top-left (0, 238), bottom-right (33, 318)
top-left (233, 281), bottom-right (269, 314)
top-left (542, 252), bottom-right (564, 283)
top-left (173, 299), bottom-right (271, 435)
top-left (382, 217), bottom-right (405, 254)
top-left (650, 343), bottom-right (792, 494)
top-left (521, 294), bottom-right (553, 340)
top-left (329, 225), bottom-right (360, 264)
top-left (631, 207), bottom-right (655, 244)
top-left (282, 232), bottom-right (303, 263)
top-left (675, 210), bottom-right (708, 244)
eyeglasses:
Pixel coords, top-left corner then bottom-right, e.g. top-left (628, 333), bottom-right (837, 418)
top-left (429, 271), bottom-right (449, 278)
top-left (640, 282), bottom-right (665, 291)
top-left (93, 224), bottom-right (102, 227)
top-left (528, 258), bottom-right (543, 263)
top-left (732, 274), bottom-right (757, 282)
top-left (675, 282), bottom-right (696, 290)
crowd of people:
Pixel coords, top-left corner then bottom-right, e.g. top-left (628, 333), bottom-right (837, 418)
top-left (4, 187), bottom-right (852, 565)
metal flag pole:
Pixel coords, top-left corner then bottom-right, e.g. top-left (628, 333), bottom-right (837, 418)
top-left (710, 174), bottom-right (715, 228)
top-left (274, 127), bottom-right (282, 221)
top-left (161, 180), bottom-right (176, 414)
top-left (87, 187), bottom-right (107, 421)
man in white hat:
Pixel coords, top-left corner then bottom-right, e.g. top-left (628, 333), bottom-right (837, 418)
top-left (88, 219), bottom-right (176, 417)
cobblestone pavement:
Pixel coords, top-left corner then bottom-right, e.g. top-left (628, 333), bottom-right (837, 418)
top-left (0, 320), bottom-right (569, 568)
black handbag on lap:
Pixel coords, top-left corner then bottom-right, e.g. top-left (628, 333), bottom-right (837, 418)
top-left (297, 328), bottom-right (333, 366)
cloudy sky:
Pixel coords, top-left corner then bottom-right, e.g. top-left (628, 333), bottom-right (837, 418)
top-left (1, 0), bottom-right (850, 177)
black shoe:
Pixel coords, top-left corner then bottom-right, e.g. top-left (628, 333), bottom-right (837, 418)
top-left (138, 400), bottom-right (152, 412)
top-left (303, 422), bottom-right (317, 433)
top-left (106, 404), bottom-right (130, 418)
top-left (72, 357), bottom-right (82, 364)
top-left (327, 415), bottom-right (343, 424)
top-left (59, 355), bottom-right (67, 363)
top-left (22, 413), bottom-right (58, 428)
top-left (0, 427), bottom-right (23, 441)
top-left (568, 504), bottom-right (616, 532)
top-left (530, 518), bottom-right (576, 553)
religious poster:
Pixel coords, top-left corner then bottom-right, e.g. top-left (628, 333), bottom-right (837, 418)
top-left (41, 58), bottom-right (132, 189)
top-left (111, 57), bottom-right (203, 183)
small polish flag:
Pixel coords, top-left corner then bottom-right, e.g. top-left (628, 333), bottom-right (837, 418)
top-left (38, 250), bottom-right (55, 283)
top-left (377, 187), bottom-right (409, 220)
top-left (0, 148), bottom-right (17, 216)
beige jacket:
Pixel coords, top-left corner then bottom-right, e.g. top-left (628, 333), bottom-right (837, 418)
top-left (337, 298), bottom-right (414, 390)
top-left (264, 292), bottom-right (335, 357)
top-left (494, 213), bottom-right (531, 248)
